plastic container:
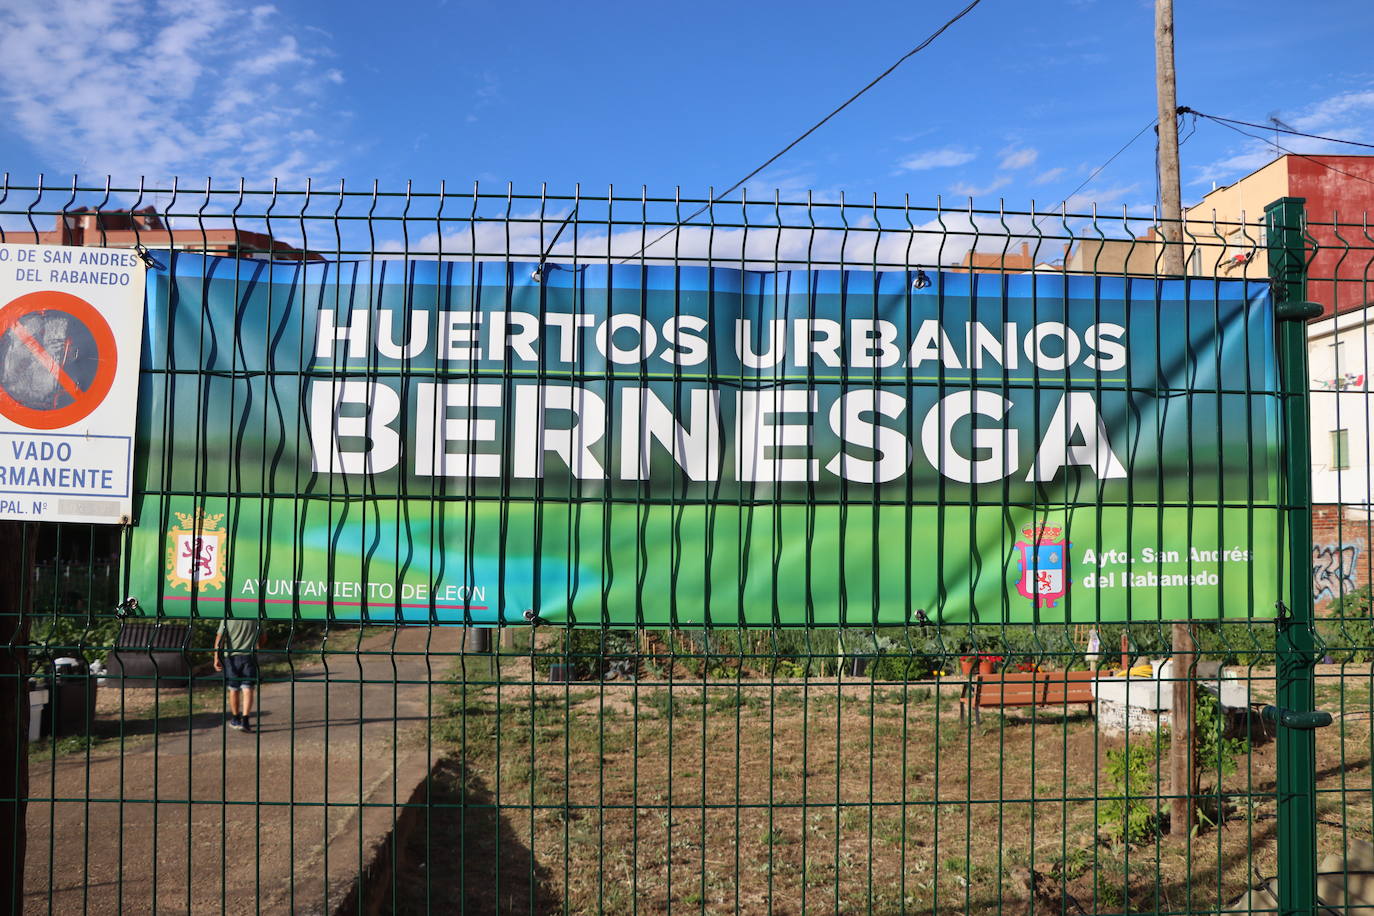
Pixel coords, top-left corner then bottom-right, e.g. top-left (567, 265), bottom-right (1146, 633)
top-left (43, 657), bottom-right (97, 738)
top-left (27, 682), bottom-right (47, 742)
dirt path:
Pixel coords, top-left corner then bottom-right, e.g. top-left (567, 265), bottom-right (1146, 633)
top-left (24, 626), bottom-right (461, 916)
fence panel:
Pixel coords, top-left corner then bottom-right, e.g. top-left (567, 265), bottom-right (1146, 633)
top-left (1295, 203), bottom-right (1374, 916)
top-left (0, 179), bottom-right (1352, 913)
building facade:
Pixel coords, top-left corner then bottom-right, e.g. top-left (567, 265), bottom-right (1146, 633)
top-left (1308, 306), bottom-right (1374, 609)
top-left (1183, 155), bottom-right (1374, 609)
top-left (31, 207), bottom-right (324, 261)
top-left (1184, 155), bottom-right (1374, 317)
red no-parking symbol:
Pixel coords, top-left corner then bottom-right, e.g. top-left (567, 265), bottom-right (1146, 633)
top-left (0, 290), bottom-right (117, 429)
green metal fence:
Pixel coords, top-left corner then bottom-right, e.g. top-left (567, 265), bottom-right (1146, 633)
top-left (0, 178), bottom-right (1365, 914)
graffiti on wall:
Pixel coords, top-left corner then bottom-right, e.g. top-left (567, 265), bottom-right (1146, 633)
top-left (1314, 542), bottom-right (1362, 603)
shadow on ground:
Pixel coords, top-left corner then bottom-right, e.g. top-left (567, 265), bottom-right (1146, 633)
top-left (380, 758), bottom-right (558, 915)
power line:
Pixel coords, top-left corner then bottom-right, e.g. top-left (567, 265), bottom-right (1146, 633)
top-left (1184, 108), bottom-right (1374, 152)
top-left (1051, 117), bottom-right (1158, 214)
top-left (1202, 116), bottom-right (1374, 191)
top-left (620, 0), bottom-right (984, 263)
top-left (1025, 117), bottom-right (1162, 262)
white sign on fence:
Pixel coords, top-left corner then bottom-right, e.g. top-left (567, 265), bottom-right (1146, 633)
top-left (0, 243), bottom-right (145, 524)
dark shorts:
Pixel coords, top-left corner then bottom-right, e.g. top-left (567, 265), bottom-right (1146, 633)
top-left (224, 653), bottom-right (258, 690)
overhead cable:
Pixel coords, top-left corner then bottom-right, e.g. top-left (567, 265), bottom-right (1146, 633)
top-left (620, 0), bottom-right (985, 263)
top-left (1183, 108), bottom-right (1374, 152)
top-left (1201, 116), bottom-right (1374, 191)
top-left (1051, 118), bottom-right (1159, 215)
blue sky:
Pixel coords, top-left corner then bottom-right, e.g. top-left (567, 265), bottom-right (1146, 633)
top-left (0, 0), bottom-right (1371, 217)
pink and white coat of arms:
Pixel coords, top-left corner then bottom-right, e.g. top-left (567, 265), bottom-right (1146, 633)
top-left (1014, 525), bottom-right (1071, 609)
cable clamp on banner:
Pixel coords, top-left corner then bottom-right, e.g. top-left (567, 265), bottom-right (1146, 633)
top-left (531, 205), bottom-right (579, 282)
top-left (132, 243), bottom-right (163, 271)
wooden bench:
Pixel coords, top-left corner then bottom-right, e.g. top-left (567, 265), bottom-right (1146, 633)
top-left (960, 671), bottom-right (1096, 723)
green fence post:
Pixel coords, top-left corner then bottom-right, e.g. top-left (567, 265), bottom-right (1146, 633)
top-left (1266, 196), bottom-right (1322, 914)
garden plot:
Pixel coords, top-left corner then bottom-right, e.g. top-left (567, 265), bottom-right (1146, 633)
top-left (403, 658), bottom-right (1374, 914)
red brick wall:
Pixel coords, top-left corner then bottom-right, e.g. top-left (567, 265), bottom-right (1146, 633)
top-left (1313, 503), bottom-right (1371, 611)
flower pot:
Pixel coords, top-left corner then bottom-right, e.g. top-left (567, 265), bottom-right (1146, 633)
top-left (959, 657), bottom-right (975, 676)
top-left (978, 658), bottom-right (997, 676)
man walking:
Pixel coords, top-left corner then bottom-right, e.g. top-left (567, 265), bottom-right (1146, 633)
top-left (213, 617), bottom-right (265, 733)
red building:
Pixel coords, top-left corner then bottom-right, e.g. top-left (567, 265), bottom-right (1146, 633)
top-left (30, 207), bottom-right (324, 261)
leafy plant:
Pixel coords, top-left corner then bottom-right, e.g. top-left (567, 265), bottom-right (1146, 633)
top-left (1188, 623), bottom-right (1273, 667)
top-left (532, 629), bottom-right (637, 680)
top-left (1318, 586), bottom-right (1374, 662)
top-left (868, 652), bottom-right (939, 682)
top-left (1053, 847), bottom-right (1093, 882)
top-left (1329, 584), bottom-right (1374, 617)
top-left (1097, 742), bottom-right (1161, 845)
top-left (840, 629), bottom-right (896, 657)
top-left (28, 614), bottom-right (123, 666)
top-left (1195, 688), bottom-right (1248, 784)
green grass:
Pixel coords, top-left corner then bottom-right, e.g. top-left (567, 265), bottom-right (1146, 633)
top-left (641, 689), bottom-right (705, 718)
top-left (707, 689), bottom-right (764, 713)
top-left (758, 827), bottom-right (790, 846)
top-left (27, 733), bottom-right (103, 758)
top-left (840, 805), bottom-right (868, 832)
top-left (424, 653), bottom-right (1350, 913)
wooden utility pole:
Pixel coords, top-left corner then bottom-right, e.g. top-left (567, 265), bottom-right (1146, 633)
top-left (1156, 0), bottom-right (1185, 275)
top-left (1169, 622), bottom-right (1197, 835)
top-left (1157, 0), bottom-right (1196, 836)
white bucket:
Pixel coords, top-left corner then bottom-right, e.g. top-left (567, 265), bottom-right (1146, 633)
top-left (28, 688), bottom-right (47, 742)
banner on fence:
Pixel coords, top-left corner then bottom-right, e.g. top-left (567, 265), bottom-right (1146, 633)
top-left (126, 254), bottom-right (1282, 624)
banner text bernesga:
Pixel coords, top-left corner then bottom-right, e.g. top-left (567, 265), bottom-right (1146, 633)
top-left (309, 308), bottom-right (1130, 486)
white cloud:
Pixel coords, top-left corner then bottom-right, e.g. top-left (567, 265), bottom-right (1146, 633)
top-left (1191, 87), bottom-right (1374, 186)
top-left (1063, 182), bottom-right (1141, 212)
top-left (104, 29), bottom-right (139, 53)
top-left (948, 176), bottom-right (1012, 198)
top-left (741, 165), bottom-right (828, 199)
top-left (1191, 145), bottom-right (1277, 186)
top-left (377, 206), bottom-right (1047, 271)
top-left (898, 148), bottom-right (977, 171)
top-left (1291, 90), bottom-right (1374, 134)
top-left (240, 35), bottom-right (303, 76)
top-left (0, 0), bottom-right (344, 184)
top-left (467, 70), bottom-right (502, 123)
top-left (999, 147), bottom-right (1039, 170)
top-left (1033, 167), bottom-right (1066, 185)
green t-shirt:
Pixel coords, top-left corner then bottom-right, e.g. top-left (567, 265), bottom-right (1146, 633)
top-left (218, 619), bottom-right (260, 655)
